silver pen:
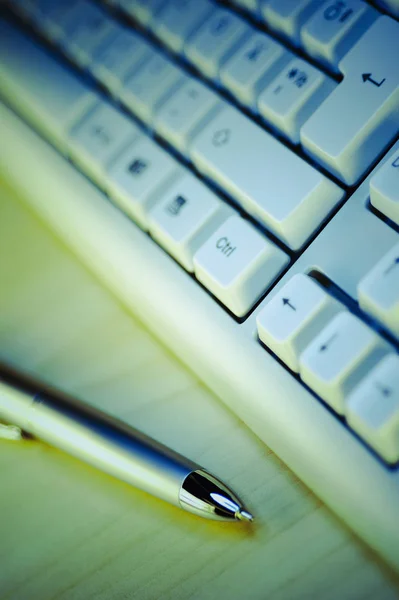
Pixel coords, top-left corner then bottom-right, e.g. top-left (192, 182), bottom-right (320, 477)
top-left (0, 365), bottom-right (253, 523)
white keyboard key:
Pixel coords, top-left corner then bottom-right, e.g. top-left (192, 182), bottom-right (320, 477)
top-left (121, 50), bottom-right (184, 125)
top-left (152, 0), bottom-right (213, 53)
top-left (370, 150), bottom-right (399, 226)
top-left (0, 19), bottom-right (96, 152)
top-left (258, 58), bottom-right (335, 143)
top-left (301, 1), bottom-right (377, 73)
top-left (347, 354), bottom-right (399, 463)
top-left (189, 105), bottom-right (343, 250)
top-left (61, 2), bottom-right (117, 68)
top-left (358, 242), bottom-right (399, 337)
top-left (30, 0), bottom-right (80, 42)
top-left (299, 312), bottom-right (390, 414)
top-left (220, 32), bottom-right (290, 109)
top-left (374, 0), bottom-right (399, 19)
top-left (107, 137), bottom-right (181, 229)
top-left (91, 28), bottom-right (152, 94)
top-left (9, 0), bottom-right (35, 19)
top-left (261, 0), bottom-right (323, 46)
top-left (232, 0), bottom-right (260, 15)
top-left (257, 274), bottom-right (342, 372)
top-left (154, 78), bottom-right (222, 153)
top-left (69, 101), bottom-right (142, 185)
top-left (193, 215), bottom-right (289, 317)
top-left (185, 7), bottom-right (250, 80)
top-left (301, 16), bottom-right (399, 185)
top-left (148, 173), bottom-right (233, 271)
top-left (120, 0), bottom-right (166, 27)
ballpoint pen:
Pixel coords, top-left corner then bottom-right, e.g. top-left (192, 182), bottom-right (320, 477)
top-left (0, 364), bottom-right (253, 523)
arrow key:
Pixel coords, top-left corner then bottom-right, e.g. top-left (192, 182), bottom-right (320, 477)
top-left (299, 312), bottom-right (391, 414)
top-left (370, 149), bottom-right (399, 227)
top-left (358, 242), bottom-right (399, 338)
top-left (257, 273), bottom-right (342, 372)
top-left (347, 354), bottom-right (399, 464)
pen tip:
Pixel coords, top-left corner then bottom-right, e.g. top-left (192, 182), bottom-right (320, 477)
top-left (236, 509), bottom-right (254, 523)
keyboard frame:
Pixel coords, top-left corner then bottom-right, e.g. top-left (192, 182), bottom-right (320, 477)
top-left (1, 101), bottom-right (399, 571)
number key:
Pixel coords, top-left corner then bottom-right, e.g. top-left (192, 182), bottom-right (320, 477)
top-left (184, 8), bottom-right (250, 80)
top-left (301, 0), bottom-right (377, 73)
top-left (220, 32), bottom-right (290, 109)
top-left (258, 58), bottom-right (335, 143)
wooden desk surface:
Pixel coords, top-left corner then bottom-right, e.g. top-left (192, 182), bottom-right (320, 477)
top-left (1, 183), bottom-right (399, 600)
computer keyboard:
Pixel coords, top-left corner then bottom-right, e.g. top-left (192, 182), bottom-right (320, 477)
top-left (0, 0), bottom-right (398, 570)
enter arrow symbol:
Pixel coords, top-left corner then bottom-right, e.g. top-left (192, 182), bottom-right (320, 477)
top-left (362, 73), bottom-right (386, 87)
top-left (282, 298), bottom-right (296, 311)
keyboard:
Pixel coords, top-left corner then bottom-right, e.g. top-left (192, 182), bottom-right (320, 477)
top-left (0, 0), bottom-right (398, 570)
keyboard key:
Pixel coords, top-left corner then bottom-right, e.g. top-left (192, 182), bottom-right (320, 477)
top-left (189, 105), bottom-right (343, 249)
top-left (120, 0), bottom-right (166, 27)
top-left (148, 172), bottom-right (233, 271)
top-left (0, 19), bottom-right (96, 152)
top-left (232, 0), bottom-right (260, 15)
top-left (61, 2), bottom-right (117, 68)
top-left (152, 0), bottom-right (213, 53)
top-left (370, 150), bottom-right (399, 226)
top-left (107, 136), bottom-right (182, 229)
top-left (154, 78), bottom-right (222, 153)
top-left (9, 0), bottom-right (35, 19)
top-left (374, 0), bottom-right (399, 19)
top-left (91, 28), bottom-right (152, 94)
top-left (29, 0), bottom-right (80, 42)
top-left (357, 242), bottom-right (399, 337)
top-left (185, 7), bottom-right (250, 80)
top-left (347, 354), bottom-right (399, 463)
top-left (260, 0), bottom-right (323, 46)
top-left (258, 57), bottom-right (335, 143)
top-left (69, 100), bottom-right (142, 185)
top-left (220, 31), bottom-right (290, 109)
top-left (299, 312), bottom-right (390, 414)
top-left (257, 274), bottom-right (342, 372)
top-left (301, 16), bottom-right (399, 185)
top-left (301, 1), bottom-right (377, 73)
top-left (193, 215), bottom-right (289, 317)
top-left (121, 50), bottom-right (185, 125)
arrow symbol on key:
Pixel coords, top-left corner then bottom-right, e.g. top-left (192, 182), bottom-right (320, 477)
top-left (282, 298), bottom-right (296, 311)
top-left (383, 256), bottom-right (399, 276)
top-left (375, 382), bottom-right (392, 398)
top-left (319, 333), bottom-right (338, 353)
top-left (362, 73), bottom-right (386, 87)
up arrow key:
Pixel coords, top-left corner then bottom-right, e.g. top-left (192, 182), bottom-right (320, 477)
top-left (358, 242), bottom-right (399, 337)
top-left (282, 298), bottom-right (296, 311)
top-left (301, 16), bottom-right (399, 185)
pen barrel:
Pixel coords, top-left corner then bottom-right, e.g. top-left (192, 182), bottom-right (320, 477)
top-left (0, 373), bottom-right (197, 506)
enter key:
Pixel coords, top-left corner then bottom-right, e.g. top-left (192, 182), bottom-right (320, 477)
top-left (301, 16), bottom-right (399, 186)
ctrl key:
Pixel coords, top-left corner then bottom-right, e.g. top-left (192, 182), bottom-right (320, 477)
top-left (193, 215), bottom-right (289, 317)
